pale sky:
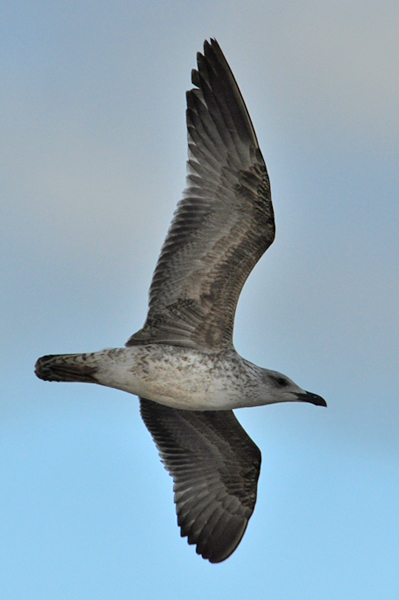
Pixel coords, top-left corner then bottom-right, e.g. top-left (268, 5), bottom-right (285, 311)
top-left (2, 1), bottom-right (399, 598)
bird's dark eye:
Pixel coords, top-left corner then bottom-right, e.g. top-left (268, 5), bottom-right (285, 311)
top-left (272, 376), bottom-right (288, 387)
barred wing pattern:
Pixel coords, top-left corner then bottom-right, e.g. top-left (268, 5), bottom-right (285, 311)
top-left (140, 398), bottom-right (261, 563)
top-left (127, 39), bottom-right (275, 350)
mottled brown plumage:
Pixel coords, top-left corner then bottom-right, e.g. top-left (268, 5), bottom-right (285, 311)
top-left (126, 40), bottom-right (275, 351)
top-left (140, 398), bottom-right (261, 563)
top-left (129, 41), bottom-right (273, 560)
top-left (35, 39), bottom-right (326, 564)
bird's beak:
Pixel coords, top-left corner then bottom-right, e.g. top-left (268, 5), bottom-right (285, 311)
top-left (297, 391), bottom-right (327, 407)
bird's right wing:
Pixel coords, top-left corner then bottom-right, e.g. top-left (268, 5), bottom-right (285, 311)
top-left (127, 39), bottom-right (274, 351)
top-left (140, 398), bottom-right (261, 563)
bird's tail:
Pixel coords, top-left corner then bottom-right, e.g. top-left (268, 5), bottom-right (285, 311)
top-left (35, 353), bottom-right (98, 384)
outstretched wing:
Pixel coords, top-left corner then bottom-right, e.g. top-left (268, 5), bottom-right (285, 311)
top-left (127, 39), bottom-right (274, 351)
top-left (140, 398), bottom-right (261, 563)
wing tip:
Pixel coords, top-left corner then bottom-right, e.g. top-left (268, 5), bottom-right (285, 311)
top-left (191, 517), bottom-right (250, 563)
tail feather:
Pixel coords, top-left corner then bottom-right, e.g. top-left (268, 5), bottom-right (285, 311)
top-left (35, 354), bottom-right (98, 383)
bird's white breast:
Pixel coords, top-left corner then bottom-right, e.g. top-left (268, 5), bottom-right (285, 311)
top-left (93, 345), bottom-right (259, 410)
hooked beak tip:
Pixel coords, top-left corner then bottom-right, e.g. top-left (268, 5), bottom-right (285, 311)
top-left (298, 391), bottom-right (327, 407)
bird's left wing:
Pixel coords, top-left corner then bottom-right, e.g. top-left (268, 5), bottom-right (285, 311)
top-left (140, 398), bottom-right (261, 563)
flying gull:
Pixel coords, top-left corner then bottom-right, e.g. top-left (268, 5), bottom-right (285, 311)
top-left (35, 39), bottom-right (326, 563)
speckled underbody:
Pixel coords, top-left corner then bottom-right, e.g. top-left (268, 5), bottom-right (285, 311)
top-left (35, 344), bottom-right (310, 411)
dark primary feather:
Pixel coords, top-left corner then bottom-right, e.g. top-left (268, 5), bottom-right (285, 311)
top-left (140, 398), bottom-right (261, 563)
top-left (127, 39), bottom-right (275, 351)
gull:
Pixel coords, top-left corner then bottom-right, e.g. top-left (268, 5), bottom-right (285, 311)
top-left (35, 39), bottom-right (326, 563)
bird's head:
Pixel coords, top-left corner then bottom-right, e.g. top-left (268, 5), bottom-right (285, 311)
top-left (260, 369), bottom-right (327, 407)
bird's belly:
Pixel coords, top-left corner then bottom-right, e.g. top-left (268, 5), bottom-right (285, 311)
top-left (95, 346), bottom-right (246, 410)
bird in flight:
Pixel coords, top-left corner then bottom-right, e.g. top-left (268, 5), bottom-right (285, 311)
top-left (35, 39), bottom-right (326, 563)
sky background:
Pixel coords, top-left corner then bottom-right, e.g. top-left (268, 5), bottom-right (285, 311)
top-left (1, 1), bottom-right (399, 598)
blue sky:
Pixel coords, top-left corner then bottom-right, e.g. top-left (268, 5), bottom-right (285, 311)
top-left (1, 1), bottom-right (399, 598)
